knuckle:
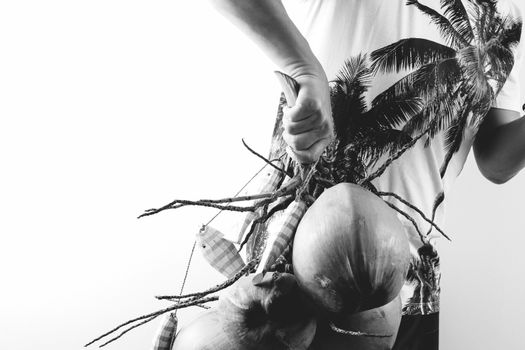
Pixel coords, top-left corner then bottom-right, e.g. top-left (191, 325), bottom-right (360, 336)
top-left (295, 95), bottom-right (320, 113)
top-left (287, 123), bottom-right (300, 135)
top-left (301, 98), bottom-right (322, 113)
top-left (295, 136), bottom-right (310, 150)
top-left (294, 150), bottom-right (315, 164)
top-left (287, 106), bottom-right (306, 122)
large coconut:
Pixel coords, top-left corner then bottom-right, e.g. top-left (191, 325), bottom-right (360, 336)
top-left (292, 183), bottom-right (410, 315)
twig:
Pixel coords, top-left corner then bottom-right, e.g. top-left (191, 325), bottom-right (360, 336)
top-left (156, 258), bottom-right (260, 301)
top-left (382, 201), bottom-right (428, 246)
top-left (139, 200), bottom-right (261, 218)
top-left (143, 204), bottom-right (184, 213)
top-left (199, 192), bottom-right (275, 204)
top-left (84, 257), bottom-right (261, 347)
top-left (139, 177), bottom-right (300, 219)
top-left (362, 129), bottom-right (429, 184)
top-left (97, 315), bottom-right (159, 348)
top-left (236, 193), bottom-right (295, 253)
top-left (238, 203), bottom-right (270, 252)
top-left (85, 296), bottom-right (218, 348)
top-left (267, 196), bottom-right (294, 219)
top-left (87, 259), bottom-right (260, 347)
top-left (329, 321), bottom-right (391, 338)
top-left (377, 192), bottom-right (451, 241)
top-left (198, 181), bottom-right (299, 204)
top-left (242, 139), bottom-right (292, 177)
top-left (202, 161), bottom-right (281, 227)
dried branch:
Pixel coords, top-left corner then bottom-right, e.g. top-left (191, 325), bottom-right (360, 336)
top-left (382, 200), bottom-right (428, 246)
top-left (267, 196), bottom-right (294, 219)
top-left (377, 191), bottom-right (451, 241)
top-left (362, 129), bottom-right (429, 184)
top-left (238, 203), bottom-right (270, 252)
top-left (97, 315), bottom-right (159, 348)
top-left (139, 200), bottom-right (259, 218)
top-left (237, 193), bottom-right (295, 253)
top-left (86, 259), bottom-right (261, 348)
top-left (156, 258), bottom-right (260, 301)
top-left (139, 176), bottom-right (301, 219)
top-left (199, 192), bottom-right (274, 204)
top-left (85, 297), bottom-right (218, 348)
top-left (242, 139), bottom-right (292, 177)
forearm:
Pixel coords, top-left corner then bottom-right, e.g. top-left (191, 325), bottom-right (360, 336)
top-left (474, 109), bottom-right (525, 184)
top-left (212, 0), bottom-right (324, 78)
top-left (213, 0), bottom-right (334, 163)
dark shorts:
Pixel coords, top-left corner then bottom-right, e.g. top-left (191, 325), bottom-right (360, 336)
top-left (392, 313), bottom-right (439, 350)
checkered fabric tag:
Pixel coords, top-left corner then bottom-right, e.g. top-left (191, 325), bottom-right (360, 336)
top-left (257, 200), bottom-right (307, 272)
top-left (197, 225), bottom-right (246, 278)
top-left (235, 164), bottom-right (285, 244)
top-left (151, 312), bottom-right (177, 350)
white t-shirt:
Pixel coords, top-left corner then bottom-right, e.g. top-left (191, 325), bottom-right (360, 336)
top-left (280, 0), bottom-right (524, 315)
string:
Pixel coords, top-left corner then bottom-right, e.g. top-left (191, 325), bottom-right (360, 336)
top-left (174, 162), bottom-right (280, 312)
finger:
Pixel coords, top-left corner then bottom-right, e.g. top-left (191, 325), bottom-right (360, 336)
top-left (283, 100), bottom-right (321, 123)
top-left (286, 137), bottom-right (331, 164)
top-left (283, 112), bottom-right (323, 135)
top-left (282, 125), bottom-right (332, 151)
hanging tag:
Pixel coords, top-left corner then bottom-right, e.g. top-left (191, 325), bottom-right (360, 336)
top-left (197, 225), bottom-right (246, 278)
top-left (151, 312), bottom-right (178, 350)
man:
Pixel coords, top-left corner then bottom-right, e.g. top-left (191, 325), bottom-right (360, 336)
top-left (213, 0), bottom-right (524, 349)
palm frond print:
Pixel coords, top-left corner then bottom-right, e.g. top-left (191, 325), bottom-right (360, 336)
top-left (260, 0), bottom-right (521, 317)
top-left (269, 0), bottom-right (520, 207)
top-left (368, 0), bottom-right (521, 231)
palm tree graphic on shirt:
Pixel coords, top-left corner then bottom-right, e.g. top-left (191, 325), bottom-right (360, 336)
top-left (267, 0), bottom-right (521, 315)
top-left (370, 0), bottom-right (522, 225)
top-left (368, 0), bottom-right (521, 314)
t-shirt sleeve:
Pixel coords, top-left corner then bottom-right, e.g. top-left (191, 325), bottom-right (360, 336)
top-left (492, 2), bottom-right (524, 113)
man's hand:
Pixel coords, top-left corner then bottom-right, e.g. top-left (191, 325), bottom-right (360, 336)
top-left (282, 73), bottom-right (334, 164)
top-left (213, 0), bottom-right (334, 163)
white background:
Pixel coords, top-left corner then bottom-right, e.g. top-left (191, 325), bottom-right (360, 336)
top-left (0, 1), bottom-right (524, 350)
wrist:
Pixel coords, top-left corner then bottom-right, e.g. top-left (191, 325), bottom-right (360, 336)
top-left (282, 51), bottom-right (326, 82)
top-left (286, 62), bottom-right (326, 81)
